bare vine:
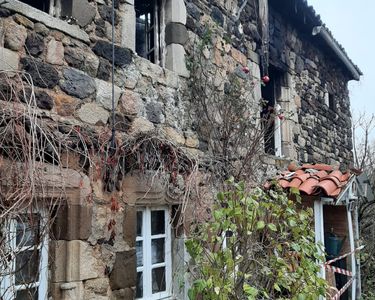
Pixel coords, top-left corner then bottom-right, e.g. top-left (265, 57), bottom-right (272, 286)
top-left (0, 69), bottom-right (198, 297)
top-left (185, 25), bottom-right (277, 186)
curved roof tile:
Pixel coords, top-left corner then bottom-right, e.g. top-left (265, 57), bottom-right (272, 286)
top-left (271, 163), bottom-right (356, 198)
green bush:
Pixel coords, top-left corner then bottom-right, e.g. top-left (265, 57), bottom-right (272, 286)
top-left (186, 179), bottom-right (327, 300)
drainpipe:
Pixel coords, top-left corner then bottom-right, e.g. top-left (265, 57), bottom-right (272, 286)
top-left (353, 201), bottom-right (361, 299)
top-left (312, 26), bottom-right (361, 81)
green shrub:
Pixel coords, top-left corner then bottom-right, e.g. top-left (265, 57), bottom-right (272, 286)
top-left (186, 179), bottom-right (327, 300)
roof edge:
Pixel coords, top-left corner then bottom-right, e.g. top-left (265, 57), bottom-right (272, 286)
top-left (312, 26), bottom-right (362, 81)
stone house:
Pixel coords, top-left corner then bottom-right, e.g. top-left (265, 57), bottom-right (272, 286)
top-left (0, 0), bottom-right (361, 299)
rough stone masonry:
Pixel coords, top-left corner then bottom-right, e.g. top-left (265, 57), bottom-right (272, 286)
top-left (0, 0), bottom-right (359, 299)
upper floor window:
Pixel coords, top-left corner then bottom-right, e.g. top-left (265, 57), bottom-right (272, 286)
top-left (261, 67), bottom-right (284, 157)
top-left (135, 0), bottom-right (163, 65)
top-left (0, 212), bottom-right (49, 300)
top-left (18, 0), bottom-right (62, 17)
top-left (136, 207), bottom-right (171, 299)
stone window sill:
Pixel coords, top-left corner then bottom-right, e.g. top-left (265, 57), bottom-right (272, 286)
top-left (2, 0), bottom-right (89, 43)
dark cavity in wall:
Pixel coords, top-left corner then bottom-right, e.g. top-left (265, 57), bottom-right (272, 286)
top-left (19, 0), bottom-right (50, 12)
top-left (261, 66), bottom-right (285, 155)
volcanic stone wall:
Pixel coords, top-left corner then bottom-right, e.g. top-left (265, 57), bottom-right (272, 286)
top-left (0, 0), bottom-right (355, 299)
top-left (267, 6), bottom-right (353, 166)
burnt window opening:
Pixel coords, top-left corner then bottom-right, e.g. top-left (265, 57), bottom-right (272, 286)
top-left (19, 0), bottom-right (51, 13)
top-left (261, 67), bottom-right (284, 156)
top-left (17, 0), bottom-right (71, 19)
top-left (135, 0), bottom-right (163, 65)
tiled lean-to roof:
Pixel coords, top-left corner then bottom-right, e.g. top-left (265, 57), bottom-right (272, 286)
top-left (274, 163), bottom-right (355, 198)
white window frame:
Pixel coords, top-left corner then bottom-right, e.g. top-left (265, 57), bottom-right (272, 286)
top-left (136, 207), bottom-right (172, 300)
top-left (0, 211), bottom-right (49, 300)
top-left (274, 103), bottom-right (283, 157)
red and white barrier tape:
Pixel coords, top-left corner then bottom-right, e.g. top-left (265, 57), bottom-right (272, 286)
top-left (330, 277), bottom-right (354, 300)
top-left (325, 245), bottom-right (364, 266)
top-left (325, 264), bottom-right (353, 277)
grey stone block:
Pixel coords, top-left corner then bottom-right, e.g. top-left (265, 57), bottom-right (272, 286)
top-left (109, 250), bottom-right (136, 290)
top-left (93, 40), bottom-right (132, 67)
top-left (3, 0), bottom-right (90, 42)
top-left (165, 23), bottom-right (188, 46)
top-left (59, 68), bottom-right (96, 99)
top-left (0, 47), bottom-right (19, 72)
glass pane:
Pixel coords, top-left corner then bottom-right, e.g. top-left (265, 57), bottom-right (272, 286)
top-left (15, 250), bottom-right (39, 285)
top-left (152, 267), bottom-right (166, 293)
top-left (15, 288), bottom-right (38, 300)
top-left (137, 211), bottom-right (142, 237)
top-left (151, 210), bottom-right (165, 235)
top-left (136, 241), bottom-right (143, 267)
top-left (136, 272), bottom-right (143, 298)
top-left (16, 215), bottom-right (40, 247)
top-left (151, 238), bottom-right (165, 264)
top-left (136, 17), bottom-right (147, 58)
top-left (146, 12), bottom-right (152, 27)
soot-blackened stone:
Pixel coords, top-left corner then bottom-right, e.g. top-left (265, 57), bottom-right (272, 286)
top-left (59, 68), bottom-right (96, 99)
top-left (93, 40), bottom-right (132, 67)
top-left (0, 8), bottom-right (11, 17)
top-left (25, 32), bottom-right (44, 56)
top-left (19, 88), bottom-right (54, 110)
top-left (98, 4), bottom-right (120, 25)
top-left (97, 58), bottom-right (111, 81)
top-left (21, 57), bottom-right (59, 88)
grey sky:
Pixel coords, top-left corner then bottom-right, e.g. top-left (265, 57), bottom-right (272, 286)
top-left (308, 0), bottom-right (374, 121)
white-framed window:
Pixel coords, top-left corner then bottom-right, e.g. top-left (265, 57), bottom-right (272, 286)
top-left (135, 0), bottom-right (164, 65)
top-left (136, 207), bottom-right (172, 300)
top-left (0, 211), bottom-right (49, 300)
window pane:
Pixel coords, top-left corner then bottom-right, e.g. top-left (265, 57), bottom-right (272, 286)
top-left (136, 272), bottom-right (143, 298)
top-left (152, 267), bottom-right (166, 293)
top-left (151, 238), bottom-right (165, 264)
top-left (136, 17), bottom-right (147, 58)
top-left (151, 210), bottom-right (165, 235)
top-left (136, 241), bottom-right (143, 267)
top-left (16, 216), bottom-right (40, 247)
top-left (15, 287), bottom-right (38, 300)
top-left (137, 211), bottom-right (142, 237)
top-left (15, 250), bottom-right (39, 285)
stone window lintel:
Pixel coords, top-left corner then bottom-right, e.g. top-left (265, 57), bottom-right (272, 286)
top-left (2, 0), bottom-right (90, 43)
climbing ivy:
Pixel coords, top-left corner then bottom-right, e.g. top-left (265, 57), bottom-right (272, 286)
top-left (186, 179), bottom-right (327, 299)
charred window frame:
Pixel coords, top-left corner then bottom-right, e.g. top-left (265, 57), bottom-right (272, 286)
top-left (16, 0), bottom-right (75, 20)
top-left (261, 67), bottom-right (285, 156)
top-left (135, 0), bottom-right (163, 65)
top-left (18, 0), bottom-right (51, 13)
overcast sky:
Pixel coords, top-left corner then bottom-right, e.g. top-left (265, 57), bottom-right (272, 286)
top-left (308, 0), bottom-right (374, 134)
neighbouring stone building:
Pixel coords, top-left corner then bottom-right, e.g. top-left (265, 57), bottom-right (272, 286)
top-left (0, 0), bottom-right (361, 299)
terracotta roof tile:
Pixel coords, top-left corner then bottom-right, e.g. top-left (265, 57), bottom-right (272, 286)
top-left (272, 163), bottom-right (355, 198)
